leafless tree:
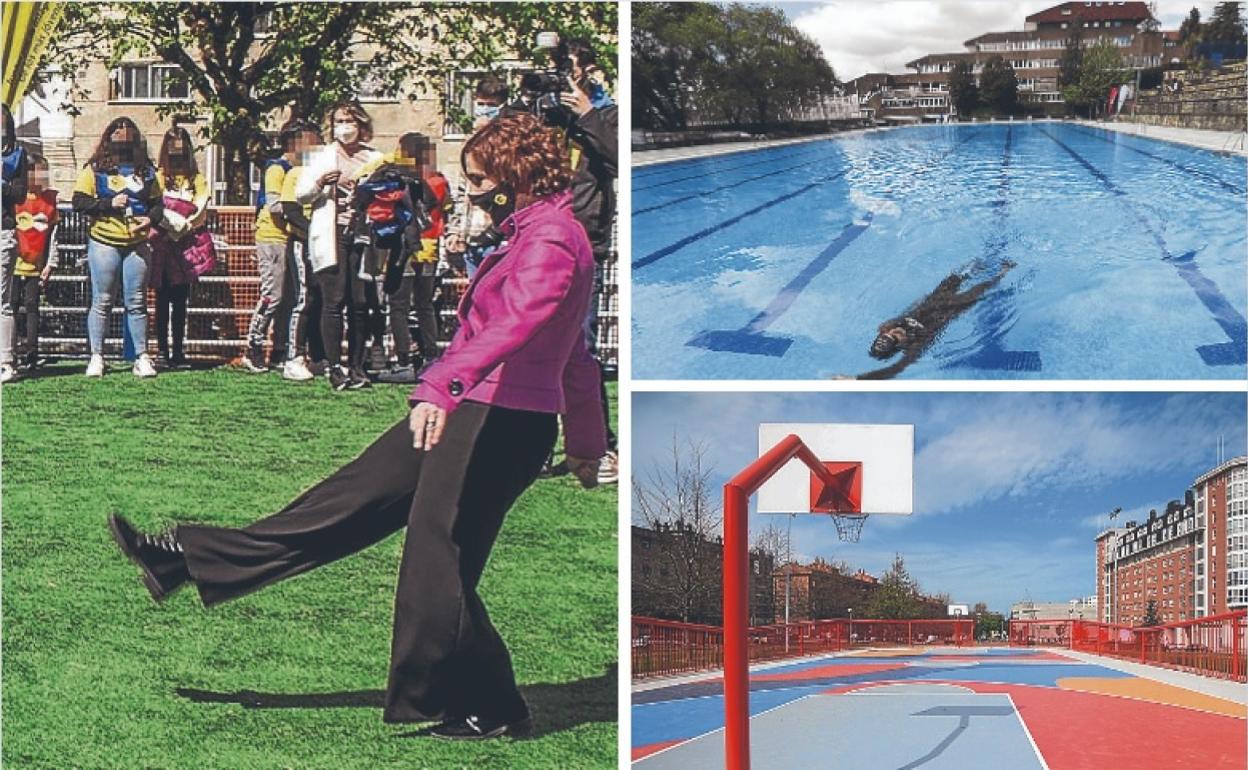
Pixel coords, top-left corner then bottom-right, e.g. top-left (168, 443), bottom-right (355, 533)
top-left (632, 436), bottom-right (722, 623)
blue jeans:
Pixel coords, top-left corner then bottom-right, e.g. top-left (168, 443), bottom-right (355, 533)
top-left (87, 238), bottom-right (150, 355)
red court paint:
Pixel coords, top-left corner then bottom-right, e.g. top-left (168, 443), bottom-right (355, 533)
top-left (633, 739), bottom-right (686, 761)
top-left (751, 662), bottom-right (910, 682)
top-left (911, 679), bottom-right (1245, 769)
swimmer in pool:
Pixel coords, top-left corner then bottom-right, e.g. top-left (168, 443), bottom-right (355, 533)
top-left (857, 260), bottom-right (1015, 380)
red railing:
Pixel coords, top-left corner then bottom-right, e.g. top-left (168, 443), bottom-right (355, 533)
top-left (631, 616), bottom-right (974, 680)
top-left (1009, 611), bottom-right (1246, 682)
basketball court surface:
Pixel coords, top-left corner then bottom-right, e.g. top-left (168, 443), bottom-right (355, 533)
top-left (632, 647), bottom-right (1247, 769)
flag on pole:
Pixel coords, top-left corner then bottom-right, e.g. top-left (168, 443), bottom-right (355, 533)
top-left (2, 1), bottom-right (67, 108)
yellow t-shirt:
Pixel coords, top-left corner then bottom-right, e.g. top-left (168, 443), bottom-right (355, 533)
top-left (254, 162), bottom-right (289, 244)
top-left (73, 166), bottom-right (156, 247)
top-left (156, 172), bottom-right (210, 229)
top-left (278, 165), bottom-right (312, 237)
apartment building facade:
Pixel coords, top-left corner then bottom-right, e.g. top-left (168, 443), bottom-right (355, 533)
top-left (1095, 457), bottom-right (1247, 626)
top-left (853, 1), bottom-right (1168, 123)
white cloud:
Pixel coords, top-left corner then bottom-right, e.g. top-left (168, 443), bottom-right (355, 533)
top-left (786, 1), bottom-right (1220, 82)
top-left (913, 394), bottom-right (1226, 513)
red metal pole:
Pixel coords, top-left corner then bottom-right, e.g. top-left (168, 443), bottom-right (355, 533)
top-left (723, 485), bottom-right (750, 770)
top-left (1233, 615), bottom-right (1242, 682)
top-left (721, 434), bottom-right (841, 770)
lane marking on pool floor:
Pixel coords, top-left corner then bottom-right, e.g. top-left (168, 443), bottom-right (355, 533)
top-left (1038, 126), bottom-right (1247, 367)
top-left (940, 123), bottom-right (1041, 373)
top-left (686, 213), bottom-right (875, 356)
top-left (634, 130), bottom-right (983, 271)
top-left (633, 142), bottom-right (832, 191)
top-left (1066, 123), bottom-right (1246, 195)
top-left (634, 149), bottom-right (849, 216)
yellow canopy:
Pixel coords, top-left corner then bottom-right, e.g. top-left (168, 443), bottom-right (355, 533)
top-left (2, 1), bottom-right (66, 108)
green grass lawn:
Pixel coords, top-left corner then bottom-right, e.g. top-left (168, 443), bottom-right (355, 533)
top-left (2, 364), bottom-right (618, 769)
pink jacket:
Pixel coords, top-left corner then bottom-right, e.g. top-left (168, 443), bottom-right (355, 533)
top-left (410, 191), bottom-right (607, 459)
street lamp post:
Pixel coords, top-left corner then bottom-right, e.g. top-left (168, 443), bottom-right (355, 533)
top-left (1108, 507), bottom-right (1122, 624)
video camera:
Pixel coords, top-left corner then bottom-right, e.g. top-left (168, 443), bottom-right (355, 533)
top-left (522, 31), bottom-right (574, 120)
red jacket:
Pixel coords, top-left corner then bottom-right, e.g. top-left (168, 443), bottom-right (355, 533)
top-left (410, 190), bottom-right (606, 459)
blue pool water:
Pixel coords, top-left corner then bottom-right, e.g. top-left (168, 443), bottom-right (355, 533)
top-left (631, 123), bottom-right (1247, 379)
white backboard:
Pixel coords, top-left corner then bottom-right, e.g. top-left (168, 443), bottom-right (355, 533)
top-left (948, 604), bottom-right (970, 617)
top-left (757, 423), bottom-right (913, 515)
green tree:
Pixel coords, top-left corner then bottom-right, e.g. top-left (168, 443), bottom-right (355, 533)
top-left (947, 60), bottom-right (978, 117)
top-left (1142, 599), bottom-right (1160, 627)
top-left (1062, 39), bottom-right (1127, 118)
top-left (977, 56), bottom-right (1018, 115)
top-left (632, 2), bottom-right (838, 133)
top-left (1178, 7), bottom-right (1203, 45)
top-left (867, 554), bottom-right (921, 620)
top-left (1205, 1), bottom-right (1248, 44)
top-left (44, 2), bottom-right (616, 202)
top-left (1057, 20), bottom-right (1084, 91)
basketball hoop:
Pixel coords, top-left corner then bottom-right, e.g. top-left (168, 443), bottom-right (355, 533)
top-left (831, 512), bottom-right (868, 542)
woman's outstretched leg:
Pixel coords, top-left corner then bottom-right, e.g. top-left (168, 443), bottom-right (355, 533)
top-left (112, 417), bottom-right (423, 607)
top-left (383, 404), bottom-right (557, 730)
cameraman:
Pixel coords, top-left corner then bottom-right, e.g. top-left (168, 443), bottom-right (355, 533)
top-left (528, 37), bottom-right (619, 484)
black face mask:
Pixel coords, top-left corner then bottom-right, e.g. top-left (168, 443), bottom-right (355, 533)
top-left (468, 183), bottom-right (516, 227)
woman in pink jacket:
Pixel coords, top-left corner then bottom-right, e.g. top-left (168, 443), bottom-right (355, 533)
top-left (108, 114), bottom-right (606, 740)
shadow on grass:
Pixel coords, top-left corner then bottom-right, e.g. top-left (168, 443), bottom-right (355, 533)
top-left (175, 665), bottom-right (616, 739)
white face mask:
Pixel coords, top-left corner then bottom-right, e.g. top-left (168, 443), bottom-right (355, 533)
top-left (333, 123), bottom-right (359, 144)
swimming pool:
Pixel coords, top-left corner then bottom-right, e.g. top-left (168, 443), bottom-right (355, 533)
top-left (631, 122), bottom-right (1247, 379)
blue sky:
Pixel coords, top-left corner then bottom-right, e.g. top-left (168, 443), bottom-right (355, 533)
top-left (632, 391), bottom-right (1247, 614)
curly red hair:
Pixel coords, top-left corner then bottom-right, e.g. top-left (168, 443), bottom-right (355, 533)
top-left (461, 113), bottom-right (572, 201)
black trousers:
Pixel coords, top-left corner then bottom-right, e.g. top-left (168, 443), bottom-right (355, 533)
top-left (155, 283), bottom-right (190, 359)
top-left (177, 402), bottom-right (558, 723)
top-left (11, 275), bottom-right (40, 355)
top-left (317, 231), bottom-right (371, 370)
top-left (385, 274), bottom-right (414, 364)
top-left (412, 268), bottom-right (439, 360)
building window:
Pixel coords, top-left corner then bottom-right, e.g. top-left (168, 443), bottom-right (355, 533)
top-left (355, 62), bottom-right (398, 103)
top-left (444, 62), bottom-right (536, 137)
top-left (113, 63), bottom-right (191, 101)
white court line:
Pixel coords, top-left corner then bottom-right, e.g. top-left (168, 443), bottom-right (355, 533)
top-left (1007, 692), bottom-right (1053, 770)
top-left (634, 694), bottom-right (818, 764)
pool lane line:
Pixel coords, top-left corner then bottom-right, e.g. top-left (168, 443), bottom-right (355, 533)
top-left (1037, 126), bottom-right (1247, 367)
top-left (634, 129), bottom-right (983, 271)
top-left (632, 142), bottom-right (820, 180)
top-left (633, 142), bottom-right (831, 190)
top-left (1065, 123), bottom-right (1245, 195)
top-left (943, 123), bottom-right (1042, 373)
top-left (686, 213), bottom-right (875, 357)
top-left (634, 149), bottom-right (845, 216)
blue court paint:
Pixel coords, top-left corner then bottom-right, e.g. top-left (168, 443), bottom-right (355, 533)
top-left (1039, 127), bottom-right (1247, 366)
top-left (687, 214), bottom-right (875, 356)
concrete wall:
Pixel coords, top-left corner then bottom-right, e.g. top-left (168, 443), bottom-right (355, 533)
top-left (1119, 62), bottom-right (1247, 132)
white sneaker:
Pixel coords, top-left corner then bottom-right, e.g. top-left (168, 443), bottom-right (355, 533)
top-left (85, 354), bottom-right (106, 377)
top-left (133, 354), bottom-right (158, 378)
top-left (0, 363), bottom-right (15, 384)
top-left (597, 450), bottom-right (619, 485)
top-left (282, 357), bottom-right (314, 381)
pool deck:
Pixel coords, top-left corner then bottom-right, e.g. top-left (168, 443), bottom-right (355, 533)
top-left (1077, 119), bottom-right (1248, 157)
top-left (632, 647), bottom-right (1248, 769)
top-left (633, 119), bottom-right (1248, 166)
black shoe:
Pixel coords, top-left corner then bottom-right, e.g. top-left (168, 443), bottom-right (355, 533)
top-left (328, 365), bottom-right (352, 391)
top-left (108, 514), bottom-right (190, 602)
top-left (347, 367), bottom-right (372, 389)
top-left (242, 346), bottom-right (268, 373)
top-left (369, 348), bottom-right (389, 372)
top-left (169, 353), bottom-right (190, 370)
top-left (430, 715), bottom-right (532, 741)
top-left (375, 364), bottom-right (416, 384)
top-left (307, 359), bottom-right (328, 377)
